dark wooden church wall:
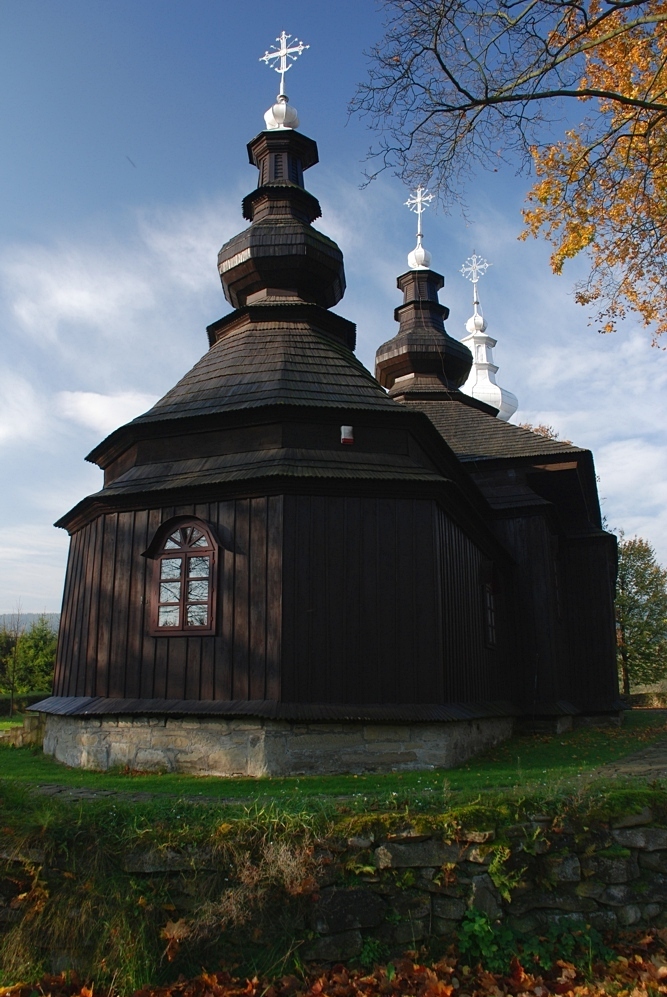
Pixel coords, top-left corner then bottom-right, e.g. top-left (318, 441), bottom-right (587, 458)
top-left (280, 495), bottom-right (499, 706)
top-left (560, 534), bottom-right (619, 711)
top-left (280, 495), bottom-right (443, 704)
top-left (54, 497), bottom-right (283, 702)
top-left (435, 508), bottom-right (500, 704)
top-left (493, 513), bottom-right (564, 709)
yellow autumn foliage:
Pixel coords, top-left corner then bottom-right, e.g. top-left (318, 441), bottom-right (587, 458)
top-left (523, 0), bottom-right (667, 339)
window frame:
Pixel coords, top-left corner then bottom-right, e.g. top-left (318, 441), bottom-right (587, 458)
top-left (147, 520), bottom-right (218, 637)
top-left (479, 560), bottom-right (498, 650)
top-left (483, 580), bottom-right (497, 648)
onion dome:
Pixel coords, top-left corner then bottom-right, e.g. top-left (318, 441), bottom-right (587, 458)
top-left (375, 268), bottom-right (473, 398)
top-left (459, 255), bottom-right (518, 422)
top-left (407, 241), bottom-right (432, 270)
top-left (264, 94), bottom-right (300, 130)
top-left (375, 187), bottom-right (472, 396)
top-left (217, 127), bottom-right (345, 311)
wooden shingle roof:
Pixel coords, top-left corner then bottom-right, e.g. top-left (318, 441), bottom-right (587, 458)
top-left (132, 320), bottom-right (398, 426)
top-left (98, 447), bottom-right (445, 495)
top-left (403, 399), bottom-right (585, 462)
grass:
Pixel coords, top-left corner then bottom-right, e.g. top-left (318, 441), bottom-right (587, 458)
top-left (0, 715), bottom-right (25, 730)
top-left (0, 709), bottom-right (665, 805)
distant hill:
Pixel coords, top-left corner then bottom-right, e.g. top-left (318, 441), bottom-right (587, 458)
top-left (0, 613), bottom-right (60, 632)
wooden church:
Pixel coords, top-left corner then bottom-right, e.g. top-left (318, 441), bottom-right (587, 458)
top-left (33, 44), bottom-right (620, 775)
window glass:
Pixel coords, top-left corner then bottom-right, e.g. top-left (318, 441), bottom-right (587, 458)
top-left (161, 558), bottom-right (182, 579)
top-left (154, 523), bottom-right (215, 633)
top-left (187, 579), bottom-right (208, 601)
top-left (160, 581), bottom-right (181, 603)
top-left (189, 557), bottom-right (209, 577)
top-left (158, 606), bottom-right (180, 627)
top-left (187, 605), bottom-right (208, 627)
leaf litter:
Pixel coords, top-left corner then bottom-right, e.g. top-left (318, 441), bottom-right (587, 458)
top-left (3, 929), bottom-right (667, 997)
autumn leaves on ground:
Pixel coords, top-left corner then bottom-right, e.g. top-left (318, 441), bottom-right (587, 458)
top-left (3, 939), bottom-right (667, 997)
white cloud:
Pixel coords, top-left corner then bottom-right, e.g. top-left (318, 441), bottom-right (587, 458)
top-left (595, 439), bottom-right (667, 562)
top-left (0, 194), bottom-right (239, 396)
top-left (0, 371), bottom-right (46, 447)
top-left (0, 523), bottom-right (69, 612)
top-left (56, 390), bottom-right (159, 435)
top-left (138, 198), bottom-right (239, 293)
top-left (2, 247), bottom-right (156, 347)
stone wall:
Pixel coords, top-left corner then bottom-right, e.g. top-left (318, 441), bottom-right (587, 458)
top-left (41, 714), bottom-right (513, 775)
top-left (3, 802), bottom-right (667, 970)
top-left (301, 807), bottom-right (667, 961)
top-left (0, 714), bottom-right (45, 748)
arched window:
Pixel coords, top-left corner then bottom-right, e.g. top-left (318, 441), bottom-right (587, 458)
top-left (151, 523), bottom-right (216, 635)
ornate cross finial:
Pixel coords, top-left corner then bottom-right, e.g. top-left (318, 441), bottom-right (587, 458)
top-left (405, 185), bottom-right (434, 240)
top-left (460, 254), bottom-right (491, 285)
top-left (460, 254), bottom-right (492, 314)
top-left (260, 31), bottom-right (309, 97)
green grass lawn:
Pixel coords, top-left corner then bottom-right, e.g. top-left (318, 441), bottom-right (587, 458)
top-left (0, 715), bottom-right (26, 730)
top-left (0, 709), bottom-right (665, 805)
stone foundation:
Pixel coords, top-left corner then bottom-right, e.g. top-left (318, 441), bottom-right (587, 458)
top-left (42, 714), bottom-right (513, 775)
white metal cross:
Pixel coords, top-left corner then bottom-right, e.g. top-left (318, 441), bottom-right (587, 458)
top-left (405, 185), bottom-right (434, 239)
top-left (260, 31), bottom-right (309, 97)
top-left (460, 253), bottom-right (491, 286)
top-left (461, 254), bottom-right (491, 313)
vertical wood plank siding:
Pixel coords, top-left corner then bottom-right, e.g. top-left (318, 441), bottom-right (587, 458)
top-left (560, 534), bottom-right (619, 710)
top-left (436, 509), bottom-right (499, 704)
top-left (54, 497), bottom-right (284, 701)
top-left (494, 513), bottom-right (563, 710)
top-left (280, 496), bottom-right (497, 705)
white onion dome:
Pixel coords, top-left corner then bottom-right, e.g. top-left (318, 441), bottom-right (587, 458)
top-left (264, 95), bottom-right (299, 130)
top-left (461, 305), bottom-right (518, 422)
top-left (407, 241), bottom-right (432, 270)
top-left (465, 310), bottom-right (487, 334)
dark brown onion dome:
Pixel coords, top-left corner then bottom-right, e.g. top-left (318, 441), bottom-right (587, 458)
top-left (218, 129), bottom-right (345, 309)
top-left (375, 268), bottom-right (474, 398)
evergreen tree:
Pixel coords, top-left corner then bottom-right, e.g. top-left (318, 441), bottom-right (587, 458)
top-left (616, 535), bottom-right (667, 695)
top-left (0, 615), bottom-right (56, 708)
top-left (16, 615), bottom-right (57, 693)
top-left (0, 626), bottom-right (17, 694)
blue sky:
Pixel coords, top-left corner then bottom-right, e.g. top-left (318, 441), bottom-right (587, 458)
top-left (1, 0), bottom-right (665, 611)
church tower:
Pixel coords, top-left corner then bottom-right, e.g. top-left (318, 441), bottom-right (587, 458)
top-left (459, 256), bottom-right (518, 422)
top-left (375, 186), bottom-right (476, 402)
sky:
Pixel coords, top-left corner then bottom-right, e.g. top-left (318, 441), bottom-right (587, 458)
top-left (0, 0), bottom-right (665, 612)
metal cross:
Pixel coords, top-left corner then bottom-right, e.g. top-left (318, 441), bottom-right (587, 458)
top-left (461, 254), bottom-right (491, 314)
top-left (260, 31), bottom-right (309, 97)
top-left (405, 185), bottom-right (434, 239)
top-left (460, 253), bottom-right (491, 286)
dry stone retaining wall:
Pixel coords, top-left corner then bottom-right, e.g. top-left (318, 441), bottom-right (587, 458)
top-left (302, 810), bottom-right (667, 959)
top-left (3, 803), bottom-right (667, 968)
